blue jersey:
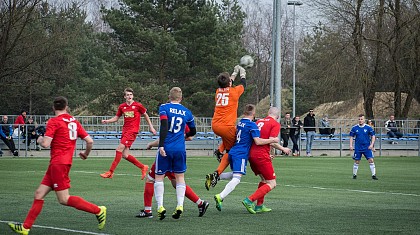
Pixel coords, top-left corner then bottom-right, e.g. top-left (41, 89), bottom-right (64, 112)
top-left (159, 102), bottom-right (195, 151)
top-left (229, 118), bottom-right (260, 159)
top-left (349, 124), bottom-right (375, 151)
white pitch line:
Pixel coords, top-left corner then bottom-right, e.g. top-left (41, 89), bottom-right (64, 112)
top-left (0, 220), bottom-right (112, 235)
top-left (284, 184), bottom-right (420, 197)
top-left (29, 170), bottom-right (420, 198)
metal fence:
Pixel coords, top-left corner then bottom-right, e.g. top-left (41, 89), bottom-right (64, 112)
top-left (1, 116), bottom-right (419, 157)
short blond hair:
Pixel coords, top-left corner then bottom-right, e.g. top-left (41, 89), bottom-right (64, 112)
top-left (169, 87), bottom-right (182, 101)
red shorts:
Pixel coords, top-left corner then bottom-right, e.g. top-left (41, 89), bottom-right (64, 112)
top-left (148, 163), bottom-right (175, 180)
top-left (120, 132), bottom-right (137, 148)
top-left (41, 164), bottom-right (71, 191)
top-left (249, 154), bottom-right (276, 180)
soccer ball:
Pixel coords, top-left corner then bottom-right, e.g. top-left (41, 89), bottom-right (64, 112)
top-left (240, 55), bottom-right (254, 69)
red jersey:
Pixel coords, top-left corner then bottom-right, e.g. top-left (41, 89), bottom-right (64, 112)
top-left (44, 114), bottom-right (88, 165)
top-left (212, 85), bottom-right (244, 127)
top-left (116, 101), bottom-right (147, 133)
top-left (249, 116), bottom-right (280, 157)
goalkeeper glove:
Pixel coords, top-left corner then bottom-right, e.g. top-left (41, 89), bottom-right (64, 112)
top-left (239, 66), bottom-right (246, 79)
top-left (231, 65), bottom-right (241, 78)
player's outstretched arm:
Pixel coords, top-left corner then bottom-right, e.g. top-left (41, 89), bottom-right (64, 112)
top-left (79, 136), bottom-right (93, 160)
top-left (102, 116), bottom-right (119, 124)
top-left (37, 136), bottom-right (52, 148)
top-left (254, 136), bottom-right (279, 146)
top-left (270, 142), bottom-right (291, 155)
top-left (142, 112), bottom-right (157, 135)
top-left (146, 139), bottom-right (159, 149)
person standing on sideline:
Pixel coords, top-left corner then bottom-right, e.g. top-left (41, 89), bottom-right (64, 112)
top-left (280, 112), bottom-right (292, 153)
top-left (349, 114), bottom-right (378, 180)
top-left (242, 107), bottom-right (291, 214)
top-left (303, 109), bottom-right (316, 156)
top-left (154, 87), bottom-right (196, 220)
top-left (8, 96), bottom-right (106, 235)
top-left (213, 104), bottom-right (279, 212)
top-left (1, 115), bottom-right (19, 156)
top-left (367, 119), bottom-right (376, 152)
top-left (290, 116), bottom-right (303, 156)
top-left (100, 88), bottom-right (157, 179)
top-left (205, 65), bottom-right (247, 190)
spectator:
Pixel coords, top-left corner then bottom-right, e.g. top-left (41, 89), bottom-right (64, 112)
top-left (290, 116), bottom-right (303, 156)
top-left (14, 110), bottom-right (27, 132)
top-left (303, 109), bottom-right (316, 157)
top-left (319, 115), bottom-right (335, 138)
top-left (280, 112), bottom-right (292, 153)
top-left (0, 115), bottom-right (19, 156)
top-left (367, 119), bottom-right (376, 152)
top-left (414, 119), bottom-right (420, 134)
top-left (24, 116), bottom-right (41, 151)
top-left (385, 115), bottom-right (403, 140)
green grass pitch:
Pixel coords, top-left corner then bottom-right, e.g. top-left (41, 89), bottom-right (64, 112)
top-left (1, 156), bottom-right (419, 234)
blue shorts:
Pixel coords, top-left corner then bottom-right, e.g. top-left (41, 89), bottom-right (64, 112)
top-left (155, 150), bottom-right (187, 175)
top-left (228, 153), bottom-right (248, 175)
top-left (352, 150), bottom-right (374, 161)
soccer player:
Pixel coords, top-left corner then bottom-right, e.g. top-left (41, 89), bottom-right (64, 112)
top-left (100, 87), bottom-right (157, 179)
top-left (8, 96), bottom-right (106, 235)
top-left (205, 65), bottom-right (247, 190)
top-left (154, 87), bottom-right (196, 220)
top-left (242, 107), bottom-right (291, 214)
top-left (136, 128), bottom-right (209, 218)
top-left (349, 114), bottom-right (378, 180)
top-left (213, 104), bottom-right (279, 212)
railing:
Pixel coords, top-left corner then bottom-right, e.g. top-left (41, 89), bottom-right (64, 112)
top-left (1, 123), bottom-right (419, 157)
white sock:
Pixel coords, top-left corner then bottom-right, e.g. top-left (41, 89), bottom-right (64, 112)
top-left (353, 163), bottom-right (359, 175)
top-left (145, 206), bottom-right (152, 211)
top-left (220, 174), bottom-right (241, 199)
top-left (154, 181), bottom-right (164, 208)
top-left (195, 199), bottom-right (203, 206)
top-left (369, 163), bottom-right (376, 176)
top-left (219, 172), bottom-right (233, 180)
top-left (176, 183), bottom-right (186, 207)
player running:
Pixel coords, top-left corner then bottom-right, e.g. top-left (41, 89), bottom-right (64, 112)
top-left (242, 107), bottom-right (291, 214)
top-left (213, 104), bottom-right (279, 212)
top-left (8, 96), bottom-right (106, 235)
top-left (100, 87), bottom-right (157, 179)
top-left (349, 114), bottom-right (378, 180)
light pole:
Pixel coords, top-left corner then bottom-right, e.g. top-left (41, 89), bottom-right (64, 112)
top-left (287, 1), bottom-right (302, 117)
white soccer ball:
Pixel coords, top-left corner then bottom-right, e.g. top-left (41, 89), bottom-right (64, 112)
top-left (239, 55), bottom-right (254, 69)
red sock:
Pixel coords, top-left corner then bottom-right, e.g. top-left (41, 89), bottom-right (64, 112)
top-left (67, 196), bottom-right (100, 214)
top-left (109, 151), bottom-right (122, 172)
top-left (256, 182), bottom-right (266, 205)
top-left (23, 199), bottom-right (44, 229)
top-left (250, 184), bottom-right (271, 206)
top-left (126, 155), bottom-right (145, 169)
top-left (185, 185), bottom-right (199, 203)
top-left (144, 182), bottom-right (154, 209)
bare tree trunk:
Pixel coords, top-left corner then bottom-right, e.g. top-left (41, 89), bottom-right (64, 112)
top-left (392, 0), bottom-right (402, 118)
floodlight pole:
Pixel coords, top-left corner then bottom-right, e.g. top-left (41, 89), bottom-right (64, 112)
top-left (287, 0), bottom-right (302, 117)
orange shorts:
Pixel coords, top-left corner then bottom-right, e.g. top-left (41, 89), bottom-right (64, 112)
top-left (41, 164), bottom-right (71, 191)
top-left (212, 125), bottom-right (236, 150)
top-left (249, 154), bottom-right (276, 181)
top-left (120, 132), bottom-right (137, 148)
